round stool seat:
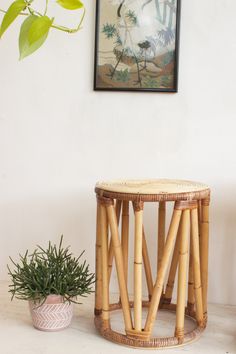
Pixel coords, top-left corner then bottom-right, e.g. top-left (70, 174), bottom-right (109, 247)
top-left (95, 179), bottom-right (210, 202)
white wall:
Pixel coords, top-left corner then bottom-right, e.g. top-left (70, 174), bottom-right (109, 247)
top-left (0, 0), bottom-right (236, 305)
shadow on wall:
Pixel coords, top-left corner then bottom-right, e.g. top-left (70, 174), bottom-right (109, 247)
top-left (209, 185), bottom-right (236, 306)
top-left (0, 190), bottom-right (96, 280)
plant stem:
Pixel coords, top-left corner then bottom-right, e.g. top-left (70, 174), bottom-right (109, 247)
top-left (51, 8), bottom-right (86, 34)
top-left (28, 6), bottom-right (34, 15)
top-left (28, 7), bottom-right (42, 17)
top-left (0, 8), bottom-right (27, 16)
top-left (44, 0), bottom-right (49, 16)
top-left (0, 6), bottom-right (86, 35)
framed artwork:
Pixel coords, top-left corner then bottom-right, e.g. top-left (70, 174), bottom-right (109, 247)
top-left (94, 0), bottom-right (181, 92)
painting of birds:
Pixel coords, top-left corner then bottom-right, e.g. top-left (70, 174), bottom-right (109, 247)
top-left (94, 0), bottom-right (180, 91)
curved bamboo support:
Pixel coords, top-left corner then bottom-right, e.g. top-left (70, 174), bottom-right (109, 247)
top-left (158, 201), bottom-right (166, 273)
top-left (106, 202), bottom-right (133, 331)
top-left (200, 199), bottom-right (209, 318)
top-left (164, 215), bottom-right (182, 304)
top-left (121, 201), bottom-right (129, 285)
top-left (95, 200), bottom-right (102, 315)
top-left (95, 300), bottom-right (205, 348)
top-left (144, 208), bottom-right (182, 335)
top-left (142, 227), bottom-right (153, 299)
top-left (175, 209), bottom-right (190, 343)
top-left (108, 200), bottom-right (122, 282)
top-left (134, 201), bottom-right (144, 331)
top-left (191, 208), bottom-right (204, 326)
top-left (100, 204), bottom-right (110, 323)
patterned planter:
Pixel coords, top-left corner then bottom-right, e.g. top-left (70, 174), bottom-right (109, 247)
top-left (29, 295), bottom-right (73, 331)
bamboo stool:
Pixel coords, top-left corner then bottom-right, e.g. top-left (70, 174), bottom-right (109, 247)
top-left (94, 179), bottom-right (210, 349)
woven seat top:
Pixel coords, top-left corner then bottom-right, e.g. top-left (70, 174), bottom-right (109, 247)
top-left (95, 179), bottom-right (210, 202)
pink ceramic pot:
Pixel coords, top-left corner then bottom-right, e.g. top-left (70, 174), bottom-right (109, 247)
top-left (29, 295), bottom-right (73, 331)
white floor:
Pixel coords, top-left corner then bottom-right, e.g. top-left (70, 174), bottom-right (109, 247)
top-left (0, 281), bottom-right (235, 354)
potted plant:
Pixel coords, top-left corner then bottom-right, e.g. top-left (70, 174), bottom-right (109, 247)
top-left (8, 236), bottom-right (95, 331)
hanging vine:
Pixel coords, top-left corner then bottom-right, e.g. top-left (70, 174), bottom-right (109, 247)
top-left (0, 0), bottom-right (85, 59)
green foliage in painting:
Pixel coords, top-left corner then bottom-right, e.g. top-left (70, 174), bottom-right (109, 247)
top-left (143, 76), bottom-right (160, 88)
top-left (143, 75), bottom-right (173, 88)
top-left (126, 10), bottom-right (137, 25)
top-left (143, 74), bottom-right (173, 89)
top-left (115, 32), bottom-right (122, 46)
top-left (0, 0), bottom-right (85, 59)
top-left (161, 75), bottom-right (173, 87)
top-left (114, 69), bottom-right (130, 82)
top-left (102, 23), bottom-right (116, 39)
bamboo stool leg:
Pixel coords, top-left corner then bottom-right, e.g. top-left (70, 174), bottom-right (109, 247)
top-left (106, 200), bottom-right (133, 331)
top-left (191, 207), bottom-right (204, 326)
top-left (158, 201), bottom-right (166, 273)
top-left (142, 227), bottom-right (153, 300)
top-left (100, 204), bottom-right (110, 325)
top-left (175, 209), bottom-right (190, 344)
top-left (132, 202), bottom-right (153, 301)
top-left (95, 200), bottom-right (102, 315)
top-left (121, 201), bottom-right (129, 285)
top-left (108, 200), bottom-right (122, 282)
top-left (144, 207), bottom-right (182, 336)
top-left (187, 226), bottom-right (195, 315)
top-left (198, 200), bottom-right (202, 229)
top-left (164, 215), bottom-right (182, 304)
top-left (200, 198), bottom-right (210, 319)
top-left (133, 201), bottom-right (144, 331)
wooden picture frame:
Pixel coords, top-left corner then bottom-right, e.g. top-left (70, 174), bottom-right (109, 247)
top-left (94, 0), bottom-right (181, 92)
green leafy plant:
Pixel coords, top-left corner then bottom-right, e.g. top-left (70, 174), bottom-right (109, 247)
top-left (0, 0), bottom-right (85, 59)
top-left (8, 236), bottom-right (95, 304)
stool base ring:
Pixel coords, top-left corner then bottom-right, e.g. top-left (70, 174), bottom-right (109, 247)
top-left (94, 301), bottom-right (206, 349)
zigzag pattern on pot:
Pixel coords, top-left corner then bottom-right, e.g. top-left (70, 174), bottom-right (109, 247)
top-left (29, 302), bottom-right (73, 331)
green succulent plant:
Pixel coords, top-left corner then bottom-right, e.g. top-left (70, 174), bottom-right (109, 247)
top-left (0, 0), bottom-right (85, 59)
top-left (8, 235), bottom-right (95, 305)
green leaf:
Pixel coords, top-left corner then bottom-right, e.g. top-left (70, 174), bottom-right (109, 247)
top-left (19, 15), bottom-right (49, 60)
top-left (28, 16), bottom-right (53, 45)
top-left (0, 0), bottom-right (26, 38)
top-left (57, 0), bottom-right (84, 10)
